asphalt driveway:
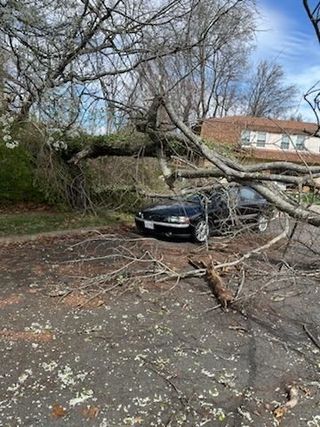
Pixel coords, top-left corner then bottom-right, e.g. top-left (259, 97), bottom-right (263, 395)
top-left (0, 226), bottom-right (319, 426)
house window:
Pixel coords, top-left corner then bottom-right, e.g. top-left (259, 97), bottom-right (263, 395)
top-left (241, 130), bottom-right (251, 146)
top-left (295, 135), bottom-right (306, 150)
top-left (281, 134), bottom-right (290, 150)
top-left (256, 132), bottom-right (266, 147)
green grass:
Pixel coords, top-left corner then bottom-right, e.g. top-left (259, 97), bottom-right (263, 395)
top-left (0, 210), bottom-right (132, 237)
top-left (303, 194), bottom-right (320, 205)
top-left (291, 192), bottom-right (320, 205)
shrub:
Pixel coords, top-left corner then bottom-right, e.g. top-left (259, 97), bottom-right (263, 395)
top-left (0, 144), bottom-right (44, 203)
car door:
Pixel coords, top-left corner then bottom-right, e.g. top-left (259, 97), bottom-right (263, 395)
top-left (236, 187), bottom-right (263, 222)
top-left (208, 189), bottom-right (233, 228)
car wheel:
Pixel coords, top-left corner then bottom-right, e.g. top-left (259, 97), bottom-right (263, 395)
top-left (256, 214), bottom-right (269, 233)
top-left (192, 219), bottom-right (210, 243)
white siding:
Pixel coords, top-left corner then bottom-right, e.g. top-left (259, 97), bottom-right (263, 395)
top-left (241, 131), bottom-right (320, 154)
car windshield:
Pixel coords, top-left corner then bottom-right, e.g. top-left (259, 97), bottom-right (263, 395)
top-left (184, 194), bottom-right (204, 203)
top-left (180, 189), bottom-right (222, 204)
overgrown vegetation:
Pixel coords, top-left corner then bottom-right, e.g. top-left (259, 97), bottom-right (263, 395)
top-left (0, 143), bottom-right (43, 203)
top-left (0, 209), bottom-right (131, 237)
top-left (0, 124), bottom-right (162, 212)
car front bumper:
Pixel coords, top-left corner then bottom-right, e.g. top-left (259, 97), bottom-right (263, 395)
top-left (135, 217), bottom-right (192, 237)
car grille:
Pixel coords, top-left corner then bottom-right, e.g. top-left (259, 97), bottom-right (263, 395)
top-left (143, 213), bottom-right (166, 222)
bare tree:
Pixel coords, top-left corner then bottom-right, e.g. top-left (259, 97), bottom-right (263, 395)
top-left (1, 0), bottom-right (213, 121)
top-left (123, 0), bottom-right (255, 126)
top-left (242, 60), bottom-right (298, 118)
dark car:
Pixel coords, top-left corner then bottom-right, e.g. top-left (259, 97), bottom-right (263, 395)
top-left (135, 185), bottom-right (273, 243)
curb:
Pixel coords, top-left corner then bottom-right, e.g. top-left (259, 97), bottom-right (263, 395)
top-left (0, 226), bottom-right (112, 246)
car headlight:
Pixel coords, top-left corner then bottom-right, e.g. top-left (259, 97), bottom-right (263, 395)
top-left (166, 216), bottom-right (190, 224)
top-left (137, 212), bottom-right (144, 219)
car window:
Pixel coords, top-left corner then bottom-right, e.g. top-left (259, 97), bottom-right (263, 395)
top-left (209, 189), bottom-right (236, 211)
top-left (238, 187), bottom-right (261, 201)
top-left (184, 193), bottom-right (209, 204)
top-left (184, 186), bottom-right (264, 206)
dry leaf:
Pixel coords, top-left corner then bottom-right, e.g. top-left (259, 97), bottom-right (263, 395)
top-left (81, 405), bottom-right (100, 419)
top-left (51, 404), bottom-right (67, 418)
top-left (274, 406), bottom-right (288, 419)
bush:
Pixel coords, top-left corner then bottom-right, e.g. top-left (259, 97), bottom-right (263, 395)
top-left (0, 144), bottom-right (44, 203)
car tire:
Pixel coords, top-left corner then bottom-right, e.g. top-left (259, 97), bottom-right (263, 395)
top-left (256, 214), bottom-right (269, 233)
top-left (192, 219), bottom-right (210, 243)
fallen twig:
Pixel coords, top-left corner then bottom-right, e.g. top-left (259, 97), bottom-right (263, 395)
top-left (273, 385), bottom-right (299, 419)
top-left (234, 268), bottom-right (245, 300)
top-left (212, 216), bottom-right (290, 271)
top-left (229, 325), bottom-right (248, 333)
top-left (303, 324), bottom-right (320, 350)
top-left (204, 303), bottom-right (222, 313)
top-left (139, 356), bottom-right (188, 408)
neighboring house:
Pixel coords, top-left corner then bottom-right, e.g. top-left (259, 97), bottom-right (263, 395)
top-left (200, 116), bottom-right (320, 164)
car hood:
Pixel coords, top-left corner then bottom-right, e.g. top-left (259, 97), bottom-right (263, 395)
top-left (142, 201), bottom-right (202, 218)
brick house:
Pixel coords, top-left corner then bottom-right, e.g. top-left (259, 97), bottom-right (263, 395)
top-left (200, 116), bottom-right (320, 165)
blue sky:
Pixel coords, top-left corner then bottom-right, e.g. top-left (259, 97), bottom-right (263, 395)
top-left (255, 0), bottom-right (320, 121)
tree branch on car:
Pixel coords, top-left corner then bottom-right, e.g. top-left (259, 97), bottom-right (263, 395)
top-left (161, 98), bottom-right (320, 226)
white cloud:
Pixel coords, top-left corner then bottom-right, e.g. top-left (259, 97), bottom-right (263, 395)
top-left (286, 65), bottom-right (320, 90)
top-left (253, 2), bottom-right (320, 121)
top-left (254, 5), bottom-right (292, 59)
top-left (255, 4), bottom-right (320, 66)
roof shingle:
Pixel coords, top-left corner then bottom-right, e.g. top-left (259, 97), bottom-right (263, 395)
top-left (203, 116), bottom-right (319, 136)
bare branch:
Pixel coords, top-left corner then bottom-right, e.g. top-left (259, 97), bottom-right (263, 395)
top-left (303, 0), bottom-right (320, 42)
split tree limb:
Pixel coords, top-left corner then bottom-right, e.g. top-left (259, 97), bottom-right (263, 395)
top-left (206, 265), bottom-right (234, 309)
